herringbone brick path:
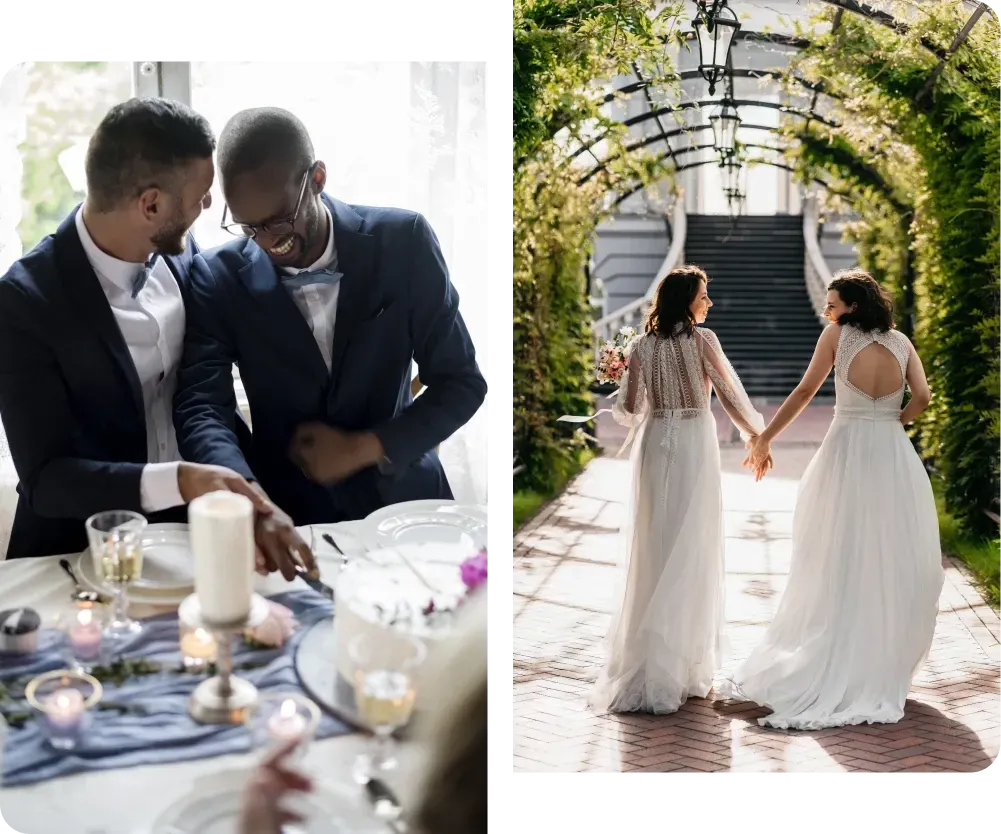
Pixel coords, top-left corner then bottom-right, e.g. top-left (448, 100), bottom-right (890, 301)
top-left (513, 438), bottom-right (1000, 773)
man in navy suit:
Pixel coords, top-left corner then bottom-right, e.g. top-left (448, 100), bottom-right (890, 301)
top-left (0, 99), bottom-right (306, 568)
top-left (174, 107), bottom-right (486, 526)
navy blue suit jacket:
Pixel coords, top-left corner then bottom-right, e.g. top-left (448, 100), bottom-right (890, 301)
top-left (0, 208), bottom-right (214, 558)
top-left (174, 195), bottom-right (486, 525)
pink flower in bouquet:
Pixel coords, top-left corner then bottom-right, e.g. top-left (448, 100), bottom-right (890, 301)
top-left (460, 549), bottom-right (488, 591)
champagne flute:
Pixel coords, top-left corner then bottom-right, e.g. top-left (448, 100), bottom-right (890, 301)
top-left (84, 510), bottom-right (147, 642)
top-left (349, 632), bottom-right (426, 783)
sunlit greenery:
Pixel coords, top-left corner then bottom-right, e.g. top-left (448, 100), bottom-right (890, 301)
top-left (513, 0), bottom-right (681, 508)
top-left (779, 1), bottom-right (999, 558)
top-left (15, 62), bottom-right (131, 252)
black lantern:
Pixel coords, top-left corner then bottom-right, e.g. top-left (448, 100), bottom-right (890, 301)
top-left (693, 1), bottom-right (741, 95)
top-left (719, 155), bottom-right (743, 194)
top-left (724, 187), bottom-right (745, 217)
top-left (709, 97), bottom-right (741, 158)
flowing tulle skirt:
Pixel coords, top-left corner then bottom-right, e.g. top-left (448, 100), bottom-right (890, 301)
top-left (719, 415), bottom-right (944, 729)
top-left (589, 411), bottom-right (725, 714)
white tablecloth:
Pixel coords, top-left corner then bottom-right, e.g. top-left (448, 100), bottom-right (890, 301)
top-left (0, 522), bottom-right (386, 834)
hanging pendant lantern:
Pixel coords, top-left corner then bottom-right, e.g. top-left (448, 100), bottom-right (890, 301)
top-left (693, 1), bottom-right (741, 96)
top-left (709, 98), bottom-right (741, 158)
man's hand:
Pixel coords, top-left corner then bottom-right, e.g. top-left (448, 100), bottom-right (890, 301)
top-left (289, 423), bottom-right (384, 485)
top-left (254, 500), bottom-right (317, 582)
top-left (177, 462), bottom-right (273, 515)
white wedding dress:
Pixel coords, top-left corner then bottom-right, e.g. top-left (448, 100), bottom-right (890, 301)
top-left (589, 327), bottom-right (764, 714)
top-left (719, 325), bottom-right (944, 729)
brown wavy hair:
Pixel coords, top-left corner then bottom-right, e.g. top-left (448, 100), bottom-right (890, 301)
top-left (645, 265), bottom-right (711, 338)
top-left (828, 269), bottom-right (894, 333)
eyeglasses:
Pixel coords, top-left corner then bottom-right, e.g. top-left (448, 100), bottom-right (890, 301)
top-left (220, 164), bottom-right (313, 239)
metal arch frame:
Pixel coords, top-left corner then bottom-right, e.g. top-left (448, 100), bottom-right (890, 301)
top-left (606, 67), bottom-right (833, 104)
top-left (577, 121), bottom-right (782, 183)
top-left (572, 96), bottom-right (836, 167)
top-left (612, 156), bottom-right (838, 208)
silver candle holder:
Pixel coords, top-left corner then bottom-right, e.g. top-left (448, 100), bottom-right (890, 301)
top-left (181, 593), bottom-right (269, 725)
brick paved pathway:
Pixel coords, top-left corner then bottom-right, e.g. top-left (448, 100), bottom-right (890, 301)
top-left (513, 412), bottom-right (1000, 773)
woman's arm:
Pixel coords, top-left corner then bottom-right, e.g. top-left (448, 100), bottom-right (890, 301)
top-left (899, 339), bottom-right (931, 426)
top-left (751, 325), bottom-right (838, 454)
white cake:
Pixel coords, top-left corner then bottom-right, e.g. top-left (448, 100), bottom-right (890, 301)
top-left (333, 543), bottom-right (472, 692)
top-left (188, 491), bottom-right (255, 626)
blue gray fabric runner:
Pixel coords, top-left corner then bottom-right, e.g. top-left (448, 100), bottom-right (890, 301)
top-left (0, 590), bottom-right (346, 787)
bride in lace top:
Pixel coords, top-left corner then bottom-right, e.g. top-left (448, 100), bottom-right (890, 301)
top-left (589, 265), bottom-right (765, 714)
top-left (721, 270), bottom-right (944, 729)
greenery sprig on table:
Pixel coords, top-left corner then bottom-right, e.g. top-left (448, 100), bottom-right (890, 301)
top-left (0, 654), bottom-right (274, 729)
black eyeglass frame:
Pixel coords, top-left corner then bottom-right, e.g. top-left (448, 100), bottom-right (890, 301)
top-left (220, 163), bottom-right (315, 239)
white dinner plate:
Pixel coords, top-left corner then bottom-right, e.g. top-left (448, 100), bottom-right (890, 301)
top-left (150, 768), bottom-right (382, 834)
top-left (360, 500), bottom-right (487, 551)
top-left (78, 523), bottom-right (194, 601)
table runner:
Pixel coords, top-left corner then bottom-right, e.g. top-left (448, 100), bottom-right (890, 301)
top-left (0, 589), bottom-right (346, 787)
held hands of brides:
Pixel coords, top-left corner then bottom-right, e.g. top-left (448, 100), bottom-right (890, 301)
top-left (743, 435), bottom-right (774, 482)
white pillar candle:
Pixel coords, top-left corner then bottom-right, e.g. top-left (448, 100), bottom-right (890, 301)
top-left (189, 491), bottom-right (255, 626)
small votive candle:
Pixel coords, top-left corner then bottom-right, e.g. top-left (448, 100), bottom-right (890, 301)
top-left (180, 627), bottom-right (217, 670)
top-left (26, 670), bottom-right (102, 752)
top-left (68, 609), bottom-right (102, 661)
top-left (268, 698), bottom-right (308, 743)
top-left (248, 693), bottom-right (320, 761)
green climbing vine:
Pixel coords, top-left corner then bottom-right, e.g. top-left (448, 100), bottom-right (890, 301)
top-left (513, 0), bottom-right (684, 507)
top-left (780, 1), bottom-right (1000, 551)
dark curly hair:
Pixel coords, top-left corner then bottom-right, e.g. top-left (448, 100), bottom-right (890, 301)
top-left (828, 269), bottom-right (894, 333)
top-left (645, 265), bottom-right (710, 338)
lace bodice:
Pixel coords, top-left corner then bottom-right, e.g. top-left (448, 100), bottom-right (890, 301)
top-left (834, 325), bottom-right (910, 418)
top-left (613, 328), bottom-right (765, 439)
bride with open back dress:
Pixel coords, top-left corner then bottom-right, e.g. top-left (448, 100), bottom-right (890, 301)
top-left (722, 269), bottom-right (944, 730)
top-left (589, 265), bottom-right (766, 714)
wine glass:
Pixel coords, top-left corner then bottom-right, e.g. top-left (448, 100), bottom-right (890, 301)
top-left (349, 632), bottom-right (426, 783)
top-left (84, 510), bottom-right (147, 642)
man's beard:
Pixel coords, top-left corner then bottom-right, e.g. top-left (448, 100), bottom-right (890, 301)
top-left (150, 211), bottom-right (190, 256)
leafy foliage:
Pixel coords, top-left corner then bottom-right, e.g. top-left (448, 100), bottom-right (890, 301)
top-left (513, 1), bottom-right (681, 498)
top-left (782, 1), bottom-right (1000, 541)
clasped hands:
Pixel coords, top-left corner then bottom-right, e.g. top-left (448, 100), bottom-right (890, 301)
top-left (742, 434), bottom-right (774, 482)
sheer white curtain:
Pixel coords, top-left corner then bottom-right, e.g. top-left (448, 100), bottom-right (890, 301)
top-left (189, 61), bottom-right (488, 504)
top-left (0, 65), bottom-right (28, 557)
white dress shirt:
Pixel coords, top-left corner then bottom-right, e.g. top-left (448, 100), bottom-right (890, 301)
top-left (280, 205), bottom-right (339, 373)
top-left (74, 210), bottom-right (185, 513)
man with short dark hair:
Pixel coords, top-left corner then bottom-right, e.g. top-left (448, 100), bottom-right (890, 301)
top-left (175, 107), bottom-right (486, 528)
top-left (0, 98), bottom-right (286, 560)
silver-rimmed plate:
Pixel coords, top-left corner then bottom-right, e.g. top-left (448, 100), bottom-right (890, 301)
top-left (360, 501), bottom-right (486, 551)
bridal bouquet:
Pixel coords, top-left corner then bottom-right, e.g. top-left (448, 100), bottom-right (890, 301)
top-left (557, 327), bottom-right (638, 426)
top-left (596, 327), bottom-right (638, 385)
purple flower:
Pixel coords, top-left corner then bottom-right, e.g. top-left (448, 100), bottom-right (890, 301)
top-left (460, 549), bottom-right (488, 591)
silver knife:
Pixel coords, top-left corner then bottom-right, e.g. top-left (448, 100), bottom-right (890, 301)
top-left (293, 565), bottom-right (335, 601)
top-left (364, 777), bottom-right (408, 833)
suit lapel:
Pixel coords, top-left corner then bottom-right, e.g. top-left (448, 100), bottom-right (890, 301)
top-left (236, 241), bottom-right (330, 385)
top-left (160, 232), bottom-right (197, 294)
top-left (325, 195), bottom-right (376, 397)
top-left (54, 207), bottom-right (144, 420)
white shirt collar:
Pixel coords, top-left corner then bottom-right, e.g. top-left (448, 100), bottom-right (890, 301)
top-left (281, 204), bottom-right (337, 276)
top-left (74, 207), bottom-right (153, 293)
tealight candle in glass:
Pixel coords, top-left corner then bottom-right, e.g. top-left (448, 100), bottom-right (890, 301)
top-left (55, 606), bottom-right (107, 672)
top-left (25, 670), bottom-right (102, 751)
top-left (247, 693), bottom-right (320, 762)
top-left (179, 625), bottom-right (217, 672)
